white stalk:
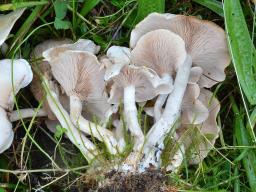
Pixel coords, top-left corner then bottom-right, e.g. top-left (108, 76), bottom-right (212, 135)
top-left (44, 80), bottom-right (97, 162)
top-left (122, 85), bottom-right (145, 171)
top-left (141, 55), bottom-right (192, 170)
top-left (9, 108), bottom-right (47, 122)
top-left (70, 95), bottom-right (119, 155)
top-left (154, 73), bottom-right (173, 121)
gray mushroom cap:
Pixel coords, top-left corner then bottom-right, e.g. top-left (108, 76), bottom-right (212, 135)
top-left (108, 65), bottom-right (173, 104)
top-left (130, 13), bottom-right (231, 88)
top-left (0, 9), bottom-right (25, 46)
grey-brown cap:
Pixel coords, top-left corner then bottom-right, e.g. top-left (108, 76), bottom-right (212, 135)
top-left (108, 65), bottom-right (173, 104)
top-left (130, 13), bottom-right (231, 88)
top-left (131, 29), bottom-right (186, 77)
top-left (0, 9), bottom-right (25, 46)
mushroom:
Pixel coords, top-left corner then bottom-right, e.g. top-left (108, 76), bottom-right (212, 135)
top-left (131, 29), bottom-right (187, 121)
top-left (108, 64), bottom-right (172, 170)
top-left (0, 59), bottom-right (33, 153)
top-left (43, 49), bottom-right (120, 154)
top-left (0, 107), bottom-right (13, 153)
top-left (129, 13), bottom-right (230, 170)
top-left (31, 39), bottom-right (72, 121)
top-left (0, 9), bottom-right (25, 46)
top-left (43, 78), bottom-right (98, 161)
top-left (130, 12), bottom-right (231, 88)
top-left (104, 46), bottom-right (131, 81)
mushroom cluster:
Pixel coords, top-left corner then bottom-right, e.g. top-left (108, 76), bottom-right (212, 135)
top-left (1, 10), bottom-right (230, 173)
top-left (0, 9), bottom-right (34, 153)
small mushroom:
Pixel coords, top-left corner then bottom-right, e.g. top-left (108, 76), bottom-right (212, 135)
top-left (0, 59), bottom-right (33, 111)
top-left (31, 39), bottom-right (72, 120)
top-left (131, 29), bottom-right (187, 121)
top-left (0, 59), bottom-right (33, 153)
top-left (43, 49), bottom-right (119, 154)
top-left (104, 46), bottom-right (131, 81)
top-left (43, 78), bottom-right (98, 161)
top-left (0, 9), bottom-right (25, 46)
top-left (108, 64), bottom-right (172, 170)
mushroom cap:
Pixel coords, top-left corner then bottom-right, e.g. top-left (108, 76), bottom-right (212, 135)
top-left (43, 39), bottom-right (100, 62)
top-left (108, 65), bottom-right (173, 104)
top-left (45, 50), bottom-right (105, 101)
top-left (0, 59), bottom-right (33, 110)
top-left (104, 46), bottom-right (131, 81)
top-left (130, 13), bottom-right (231, 88)
top-left (181, 84), bottom-right (209, 124)
top-left (31, 39), bottom-right (72, 120)
top-left (0, 108), bottom-right (13, 153)
top-left (0, 9), bottom-right (25, 46)
top-left (177, 88), bottom-right (220, 164)
top-left (131, 29), bottom-right (187, 77)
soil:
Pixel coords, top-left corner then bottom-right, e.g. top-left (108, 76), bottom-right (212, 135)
top-left (87, 169), bottom-right (178, 192)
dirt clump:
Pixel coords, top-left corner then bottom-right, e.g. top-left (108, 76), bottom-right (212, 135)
top-left (91, 169), bottom-right (177, 192)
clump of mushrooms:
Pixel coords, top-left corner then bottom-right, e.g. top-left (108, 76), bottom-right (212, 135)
top-left (0, 9), bottom-right (34, 153)
top-left (0, 9), bottom-right (230, 174)
top-left (129, 12), bottom-right (230, 171)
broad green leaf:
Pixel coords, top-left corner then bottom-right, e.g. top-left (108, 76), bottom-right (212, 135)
top-left (54, 17), bottom-right (71, 30)
top-left (193, 0), bottom-right (223, 17)
top-left (136, 0), bottom-right (165, 22)
top-left (54, 125), bottom-right (67, 139)
top-left (224, 0), bottom-right (256, 105)
top-left (53, 0), bottom-right (68, 20)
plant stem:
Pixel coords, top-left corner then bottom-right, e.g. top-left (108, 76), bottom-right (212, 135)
top-left (70, 95), bottom-right (119, 155)
top-left (9, 108), bottom-right (47, 122)
top-left (141, 55), bottom-right (192, 170)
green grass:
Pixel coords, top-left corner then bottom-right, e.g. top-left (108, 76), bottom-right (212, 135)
top-left (0, 0), bottom-right (256, 191)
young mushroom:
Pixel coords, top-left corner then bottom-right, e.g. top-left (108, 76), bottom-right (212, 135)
top-left (43, 49), bottom-right (120, 154)
top-left (108, 64), bottom-right (173, 170)
top-left (130, 13), bottom-right (230, 170)
top-left (131, 29), bottom-right (187, 121)
top-left (0, 59), bottom-right (33, 153)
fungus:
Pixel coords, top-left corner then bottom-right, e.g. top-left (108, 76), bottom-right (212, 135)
top-left (0, 9), bottom-right (25, 46)
top-left (131, 29), bottom-right (187, 121)
top-left (43, 49), bottom-right (120, 154)
top-left (129, 13), bottom-right (230, 170)
top-left (0, 59), bottom-right (33, 153)
top-left (108, 64), bottom-right (172, 170)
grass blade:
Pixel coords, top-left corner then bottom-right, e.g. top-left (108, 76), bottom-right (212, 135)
top-left (0, 1), bottom-right (48, 11)
top-left (231, 97), bottom-right (256, 190)
top-left (223, 0), bottom-right (256, 105)
top-left (193, 0), bottom-right (223, 17)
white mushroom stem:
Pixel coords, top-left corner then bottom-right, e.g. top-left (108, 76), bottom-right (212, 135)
top-left (141, 55), bottom-right (192, 169)
top-left (121, 85), bottom-right (145, 171)
top-left (154, 73), bottom-right (173, 121)
top-left (44, 80), bottom-right (97, 162)
top-left (124, 85), bottom-right (144, 150)
top-left (9, 108), bottom-right (47, 122)
top-left (70, 95), bottom-right (119, 155)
